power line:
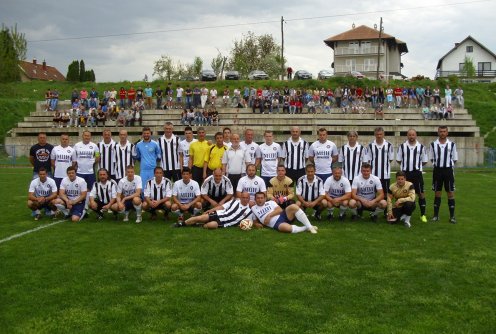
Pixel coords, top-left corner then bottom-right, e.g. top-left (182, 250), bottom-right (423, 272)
top-left (27, 0), bottom-right (492, 43)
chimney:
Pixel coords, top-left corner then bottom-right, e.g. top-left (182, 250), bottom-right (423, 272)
top-left (32, 58), bottom-right (37, 65)
top-left (42, 60), bottom-right (47, 70)
top-left (455, 43), bottom-right (460, 47)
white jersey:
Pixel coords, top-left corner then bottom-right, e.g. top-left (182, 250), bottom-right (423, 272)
top-left (144, 177), bottom-right (173, 201)
top-left (236, 175), bottom-right (266, 201)
top-left (90, 180), bottom-right (117, 204)
top-left (222, 146), bottom-right (251, 175)
top-left (74, 141), bottom-right (100, 175)
top-left (60, 176), bottom-right (87, 200)
top-left (240, 141), bottom-right (259, 164)
top-left (51, 145), bottom-right (76, 178)
top-left (256, 142), bottom-right (282, 177)
top-left (324, 176), bottom-right (351, 199)
top-left (97, 140), bottom-right (115, 175)
top-left (172, 179), bottom-right (201, 204)
top-left (352, 174), bottom-right (383, 200)
top-left (308, 140), bottom-right (338, 174)
top-left (251, 200), bottom-right (280, 228)
top-left (29, 177), bottom-right (57, 197)
top-left (179, 138), bottom-right (197, 167)
top-left (117, 175), bottom-right (142, 197)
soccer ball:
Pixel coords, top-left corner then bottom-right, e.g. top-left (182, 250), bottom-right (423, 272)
top-left (239, 219), bottom-right (253, 231)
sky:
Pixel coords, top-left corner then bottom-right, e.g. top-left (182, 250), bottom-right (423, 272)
top-left (1, 0), bottom-right (494, 82)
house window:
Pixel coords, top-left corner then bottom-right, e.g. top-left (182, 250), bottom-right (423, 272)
top-left (349, 42), bottom-right (359, 54)
top-left (478, 62), bottom-right (491, 72)
top-left (459, 63), bottom-right (465, 71)
top-left (466, 45), bottom-right (473, 53)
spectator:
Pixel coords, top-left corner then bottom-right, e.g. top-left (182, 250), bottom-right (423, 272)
top-left (155, 85), bottom-right (163, 110)
top-left (71, 89), bottom-right (79, 104)
top-left (444, 85), bottom-right (452, 106)
top-left (52, 110), bottom-right (62, 128)
top-left (127, 86), bottom-right (136, 107)
top-left (136, 86), bottom-right (144, 102)
top-left (61, 110), bottom-right (70, 127)
top-left (184, 86), bottom-right (193, 109)
top-left (287, 66), bottom-right (293, 80)
top-left (421, 106), bottom-right (430, 120)
top-left (69, 108), bottom-right (79, 127)
top-left (222, 86), bottom-right (230, 107)
top-left (200, 86), bottom-right (209, 109)
top-left (454, 86), bottom-right (464, 108)
top-left (433, 87), bottom-right (441, 105)
top-left (193, 86), bottom-right (201, 109)
top-left (45, 89), bottom-right (52, 111)
top-left (176, 85), bottom-right (184, 109)
top-left (96, 109), bottom-right (106, 126)
top-left (144, 84), bottom-right (153, 110)
top-left (374, 104), bottom-right (384, 120)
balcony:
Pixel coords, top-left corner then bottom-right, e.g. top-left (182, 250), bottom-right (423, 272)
top-left (435, 70), bottom-right (496, 79)
top-left (334, 64), bottom-right (384, 73)
top-left (334, 46), bottom-right (384, 56)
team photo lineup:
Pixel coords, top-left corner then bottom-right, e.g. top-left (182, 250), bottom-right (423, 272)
top-left (28, 122), bottom-right (458, 232)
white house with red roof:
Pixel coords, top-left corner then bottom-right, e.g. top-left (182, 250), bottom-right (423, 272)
top-left (18, 59), bottom-right (65, 82)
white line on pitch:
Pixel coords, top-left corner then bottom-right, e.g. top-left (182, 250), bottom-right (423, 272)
top-left (0, 219), bottom-right (66, 245)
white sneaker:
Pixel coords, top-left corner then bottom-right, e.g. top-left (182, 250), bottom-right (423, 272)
top-left (308, 226), bottom-right (318, 234)
top-left (123, 212), bottom-right (129, 222)
top-left (135, 215), bottom-right (142, 224)
top-left (404, 221), bottom-right (411, 228)
top-left (311, 225), bottom-right (319, 231)
top-left (400, 214), bottom-right (407, 222)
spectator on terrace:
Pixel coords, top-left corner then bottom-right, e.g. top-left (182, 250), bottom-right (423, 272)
top-left (79, 108), bottom-right (88, 127)
top-left (127, 86), bottom-right (136, 108)
top-left (144, 84), bottom-right (153, 110)
top-left (282, 96), bottom-right (290, 113)
top-left (429, 105), bottom-right (438, 120)
top-left (96, 109), bottom-right (106, 127)
top-left (52, 110), bottom-right (61, 127)
top-left (69, 108), bottom-right (79, 127)
top-left (136, 86), bottom-right (144, 102)
top-left (307, 100), bottom-right (316, 114)
top-left (184, 86), bottom-right (193, 109)
top-left (50, 89), bottom-right (59, 111)
top-left (71, 89), bottom-right (79, 104)
top-left (295, 99), bottom-right (303, 114)
top-left (117, 109), bottom-right (126, 126)
top-left (421, 106), bottom-right (430, 120)
top-left (323, 100), bottom-right (331, 114)
top-left (271, 96), bottom-right (280, 113)
top-left (45, 89), bottom-right (52, 111)
top-left (232, 88), bottom-right (241, 108)
top-left (125, 110), bottom-right (134, 126)
top-left (454, 87), bottom-right (464, 108)
top-left (210, 87), bottom-right (217, 106)
top-left (134, 109), bottom-right (142, 126)
top-left (71, 98), bottom-right (81, 110)
top-left (61, 110), bottom-right (70, 127)
top-left (424, 86), bottom-right (432, 108)
top-left (444, 85), bottom-right (452, 107)
top-left (378, 87), bottom-right (385, 105)
top-left (222, 86), bottom-right (230, 107)
top-left (118, 87), bottom-right (126, 109)
top-left (252, 97), bottom-right (263, 114)
top-left (87, 109), bottom-right (97, 127)
top-left (446, 104), bottom-right (454, 119)
top-left (416, 86), bottom-right (425, 108)
top-left (371, 86), bottom-right (378, 108)
top-left (200, 86), bottom-right (209, 109)
top-left (374, 104), bottom-right (384, 120)
top-left (334, 86), bottom-right (343, 108)
top-left (108, 98), bottom-right (117, 114)
top-left (437, 103), bottom-right (447, 120)
top-left (210, 107), bottom-right (219, 126)
top-left (193, 86), bottom-right (201, 109)
top-left (155, 85), bottom-right (163, 110)
top-left (393, 86), bottom-right (402, 108)
top-left (433, 87), bottom-right (441, 105)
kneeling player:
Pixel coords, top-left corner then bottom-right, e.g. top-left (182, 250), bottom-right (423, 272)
top-left (27, 167), bottom-right (58, 220)
top-left (142, 167), bottom-right (172, 220)
top-left (348, 163), bottom-right (387, 221)
top-left (53, 166), bottom-right (88, 222)
top-left (115, 165), bottom-right (143, 223)
top-left (387, 171), bottom-right (416, 228)
top-left (180, 191), bottom-right (252, 229)
top-left (171, 167), bottom-right (202, 225)
top-left (89, 168), bottom-right (118, 220)
top-left (251, 192), bottom-right (318, 234)
top-left (323, 164), bottom-right (351, 221)
top-left (295, 164), bottom-right (327, 220)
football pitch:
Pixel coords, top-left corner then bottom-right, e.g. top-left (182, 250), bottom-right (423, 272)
top-left (1, 168), bottom-right (495, 333)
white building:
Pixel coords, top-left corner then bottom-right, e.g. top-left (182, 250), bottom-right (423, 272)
top-left (436, 36), bottom-right (496, 82)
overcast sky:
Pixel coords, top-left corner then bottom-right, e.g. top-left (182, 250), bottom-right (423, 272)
top-left (1, 0), bottom-right (494, 82)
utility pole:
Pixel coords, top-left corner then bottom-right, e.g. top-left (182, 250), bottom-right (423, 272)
top-left (281, 16), bottom-right (285, 80)
top-left (376, 17), bottom-right (383, 80)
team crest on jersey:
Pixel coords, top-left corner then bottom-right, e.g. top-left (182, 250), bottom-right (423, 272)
top-left (89, 146), bottom-right (93, 149)
top-left (273, 147), bottom-right (277, 151)
top-left (327, 145), bottom-right (330, 148)
top-left (75, 184), bottom-right (79, 187)
top-left (251, 147), bottom-right (254, 150)
top-left (403, 189), bottom-right (408, 193)
top-left (254, 181), bottom-right (258, 185)
top-left (369, 180), bottom-right (373, 184)
top-left (340, 183), bottom-right (343, 187)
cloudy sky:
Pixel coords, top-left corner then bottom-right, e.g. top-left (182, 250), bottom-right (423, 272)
top-left (1, 0), bottom-right (494, 82)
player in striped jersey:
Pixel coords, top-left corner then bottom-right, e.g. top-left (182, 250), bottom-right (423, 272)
top-left (179, 126), bottom-right (197, 172)
top-left (201, 168), bottom-right (234, 210)
top-left (158, 122), bottom-right (181, 181)
top-left (255, 130), bottom-right (283, 187)
top-left (281, 126), bottom-right (309, 181)
top-left (323, 164), bottom-right (351, 221)
top-left (27, 167), bottom-right (58, 220)
top-left (364, 127), bottom-right (394, 199)
top-left (240, 128), bottom-right (259, 164)
top-left (116, 165), bottom-right (143, 223)
top-left (113, 130), bottom-right (135, 182)
top-left (51, 133), bottom-right (76, 189)
top-left (236, 164), bottom-right (267, 206)
top-left (349, 163), bottom-right (387, 222)
top-left (308, 128), bottom-right (338, 182)
top-left (97, 129), bottom-right (115, 180)
top-left (172, 167), bottom-right (202, 226)
top-left (397, 129), bottom-right (428, 222)
top-left (142, 167), bottom-right (172, 220)
top-left (251, 192), bottom-right (318, 234)
top-left (338, 131), bottom-right (365, 185)
top-left (295, 164), bottom-right (327, 220)
top-left (89, 168), bottom-right (118, 220)
top-left (54, 166), bottom-right (88, 222)
top-left (429, 125), bottom-right (458, 223)
top-left (180, 191), bottom-right (252, 229)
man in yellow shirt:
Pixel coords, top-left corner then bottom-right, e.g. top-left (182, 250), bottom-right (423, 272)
top-left (203, 132), bottom-right (227, 180)
top-left (267, 165), bottom-right (295, 208)
top-left (387, 171), bottom-right (416, 228)
top-left (189, 127), bottom-right (210, 184)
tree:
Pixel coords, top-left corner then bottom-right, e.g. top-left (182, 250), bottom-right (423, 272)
top-left (460, 56), bottom-right (476, 77)
top-left (0, 27), bottom-right (20, 82)
top-left (192, 56), bottom-right (203, 77)
top-left (79, 60), bottom-right (86, 82)
top-left (211, 50), bottom-right (224, 76)
top-left (85, 69), bottom-right (95, 82)
top-left (66, 60), bottom-right (80, 82)
top-left (153, 55), bottom-right (175, 81)
top-left (9, 23), bottom-right (26, 61)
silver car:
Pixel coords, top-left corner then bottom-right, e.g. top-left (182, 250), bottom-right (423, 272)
top-left (318, 70), bottom-right (333, 80)
top-left (248, 70), bottom-right (269, 80)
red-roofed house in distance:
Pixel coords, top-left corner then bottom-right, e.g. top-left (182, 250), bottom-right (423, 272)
top-left (18, 59), bottom-right (66, 82)
top-left (324, 24), bottom-right (408, 80)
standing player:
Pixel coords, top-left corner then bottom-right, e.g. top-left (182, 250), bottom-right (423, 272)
top-left (115, 165), bottom-right (143, 223)
top-left (255, 130), bottom-right (283, 187)
top-left (171, 167), bottom-right (202, 225)
top-left (73, 130), bottom-right (100, 213)
top-left (338, 131), bottom-right (366, 186)
top-left (295, 164), bottom-right (327, 220)
top-left (142, 167), bottom-right (172, 221)
top-left (188, 127), bottom-right (210, 184)
top-left (240, 128), bottom-right (259, 164)
top-left (179, 126), bottom-right (197, 174)
top-left (54, 166), bottom-right (88, 222)
top-left (267, 165), bottom-right (295, 209)
top-left (157, 122), bottom-right (181, 181)
top-left (201, 168), bottom-right (234, 211)
top-left (387, 171), bottom-right (416, 228)
top-left (113, 129), bottom-right (135, 183)
top-left (134, 127), bottom-right (161, 189)
top-left (349, 162), bottom-right (387, 221)
top-left (27, 167), bottom-right (58, 220)
top-left (236, 164), bottom-right (266, 206)
top-left (51, 133), bottom-right (76, 190)
top-left (397, 129), bottom-right (429, 222)
top-left (308, 128), bottom-right (338, 182)
top-left (29, 132), bottom-right (54, 179)
top-left (364, 127), bottom-right (394, 199)
top-left (203, 132), bottom-right (227, 180)
top-left (222, 133), bottom-right (251, 190)
top-left (251, 192), bottom-right (317, 234)
top-left (281, 126), bottom-right (309, 181)
top-left (429, 125), bottom-right (458, 223)
top-left (89, 168), bottom-right (118, 220)
top-left (97, 129), bottom-right (115, 180)
top-left (323, 163), bottom-right (351, 221)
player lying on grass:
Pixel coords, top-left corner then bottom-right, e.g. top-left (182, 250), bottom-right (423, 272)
top-left (142, 167), bottom-right (172, 221)
top-left (89, 168), bottom-right (118, 220)
top-left (114, 165), bottom-right (142, 223)
top-left (53, 166), bottom-right (88, 222)
top-left (251, 192), bottom-right (318, 234)
top-left (28, 167), bottom-right (58, 221)
top-left (177, 191), bottom-right (252, 229)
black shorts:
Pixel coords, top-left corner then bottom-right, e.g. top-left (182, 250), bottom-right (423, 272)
top-left (164, 169), bottom-right (181, 182)
top-left (380, 178), bottom-right (390, 195)
top-left (148, 203), bottom-right (169, 213)
top-left (208, 212), bottom-right (221, 224)
top-left (432, 167), bottom-right (455, 192)
top-left (404, 170), bottom-right (424, 194)
top-left (286, 168), bottom-right (306, 182)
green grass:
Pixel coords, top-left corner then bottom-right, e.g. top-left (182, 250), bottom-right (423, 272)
top-left (1, 168), bottom-right (495, 333)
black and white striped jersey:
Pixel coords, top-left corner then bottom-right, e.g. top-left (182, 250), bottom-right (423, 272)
top-left (201, 175), bottom-right (234, 198)
top-left (364, 140), bottom-right (394, 179)
top-left (97, 140), bottom-right (115, 175)
top-left (296, 175), bottom-right (325, 202)
top-left (158, 134), bottom-right (181, 171)
top-left (282, 138), bottom-right (309, 170)
top-left (338, 143), bottom-right (365, 182)
top-left (114, 141), bottom-right (135, 180)
top-left (397, 141), bottom-right (428, 172)
top-left (90, 180), bottom-right (117, 204)
top-left (144, 177), bottom-right (173, 201)
top-left (214, 198), bottom-right (252, 228)
top-left (429, 139), bottom-right (458, 168)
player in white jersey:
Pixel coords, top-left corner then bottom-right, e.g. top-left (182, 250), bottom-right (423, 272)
top-left (178, 126), bottom-right (197, 172)
top-left (142, 167), bottom-right (172, 220)
top-left (295, 164), bottom-right (327, 220)
top-left (97, 129), bottom-right (115, 179)
top-left (240, 128), bottom-right (259, 164)
top-left (255, 130), bottom-right (283, 187)
top-left (251, 192), bottom-right (317, 234)
top-left (236, 164), bottom-right (266, 206)
top-left (50, 133), bottom-right (76, 189)
top-left (89, 168), bottom-right (118, 220)
top-left (115, 165), bottom-right (143, 223)
top-left (323, 164), bottom-right (351, 221)
top-left (73, 130), bottom-right (100, 191)
top-left (113, 130), bottom-right (135, 182)
top-left (27, 167), bottom-right (58, 221)
top-left (349, 163), bottom-right (387, 222)
top-left (308, 128), bottom-right (338, 182)
top-left (171, 167), bottom-right (202, 226)
top-left (53, 166), bottom-right (88, 222)
top-left (179, 191), bottom-right (252, 229)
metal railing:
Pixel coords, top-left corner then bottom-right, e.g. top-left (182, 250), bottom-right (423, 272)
top-left (334, 46), bottom-right (384, 56)
top-left (435, 70), bottom-right (496, 78)
top-left (334, 65), bottom-right (383, 73)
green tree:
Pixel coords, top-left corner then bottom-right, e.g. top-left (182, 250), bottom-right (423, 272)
top-left (79, 59), bottom-right (86, 82)
top-left (211, 51), bottom-right (224, 76)
top-left (66, 60), bottom-right (80, 82)
top-left (153, 55), bottom-right (175, 81)
top-left (9, 23), bottom-right (27, 61)
top-left (192, 56), bottom-right (203, 77)
top-left (460, 56), bottom-right (476, 77)
top-left (0, 27), bottom-right (20, 82)
top-left (85, 69), bottom-right (95, 82)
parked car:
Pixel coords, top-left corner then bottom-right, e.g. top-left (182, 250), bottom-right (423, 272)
top-left (248, 70), bottom-right (269, 80)
top-left (293, 70), bottom-right (313, 80)
top-left (225, 70), bottom-right (240, 80)
top-left (201, 69), bottom-right (217, 81)
top-left (318, 70), bottom-right (333, 80)
top-left (180, 75), bottom-right (199, 81)
top-left (347, 71), bottom-right (364, 79)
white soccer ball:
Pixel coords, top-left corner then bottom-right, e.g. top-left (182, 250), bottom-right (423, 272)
top-left (239, 219), bottom-right (253, 231)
